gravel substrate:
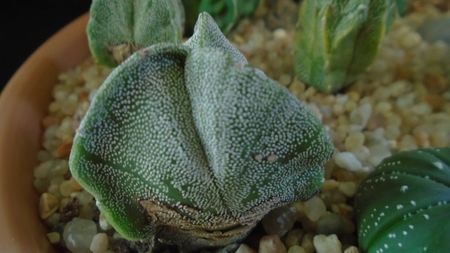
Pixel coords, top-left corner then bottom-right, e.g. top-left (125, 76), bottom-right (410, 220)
top-left (33, 1), bottom-right (450, 252)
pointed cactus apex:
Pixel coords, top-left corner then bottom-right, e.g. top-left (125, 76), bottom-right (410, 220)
top-left (70, 14), bottom-right (333, 249)
top-left (355, 148), bottom-right (450, 253)
top-left (87, 0), bottom-right (185, 67)
top-left (295, 0), bottom-right (397, 93)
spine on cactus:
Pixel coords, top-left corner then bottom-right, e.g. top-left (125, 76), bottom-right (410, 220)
top-left (294, 0), bottom-right (397, 93)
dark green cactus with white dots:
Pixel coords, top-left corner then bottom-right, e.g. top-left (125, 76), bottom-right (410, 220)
top-left (70, 1), bottom-right (333, 249)
top-left (295, 0), bottom-right (398, 93)
top-left (355, 148), bottom-right (450, 253)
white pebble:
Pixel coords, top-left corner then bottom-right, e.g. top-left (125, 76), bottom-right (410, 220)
top-left (350, 103), bottom-right (372, 128)
top-left (63, 218), bottom-right (97, 253)
top-left (235, 244), bottom-right (256, 253)
top-left (90, 233), bottom-right (109, 253)
top-left (313, 234), bottom-right (342, 253)
top-left (334, 152), bottom-right (363, 172)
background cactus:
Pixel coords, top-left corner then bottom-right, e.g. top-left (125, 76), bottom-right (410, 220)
top-left (87, 0), bottom-right (185, 67)
top-left (355, 148), bottom-right (450, 253)
top-left (182, 0), bottom-right (260, 34)
top-left (295, 0), bottom-right (397, 93)
top-left (70, 13), bottom-right (333, 249)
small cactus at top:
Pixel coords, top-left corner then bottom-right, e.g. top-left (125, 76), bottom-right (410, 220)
top-left (87, 0), bottom-right (185, 67)
top-left (355, 148), bottom-right (450, 253)
top-left (182, 0), bottom-right (260, 33)
top-left (70, 13), bottom-right (333, 250)
top-left (295, 0), bottom-right (397, 93)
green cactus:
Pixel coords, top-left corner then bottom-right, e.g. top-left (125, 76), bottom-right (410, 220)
top-left (87, 0), bottom-right (185, 67)
top-left (182, 0), bottom-right (260, 33)
top-left (355, 148), bottom-right (450, 253)
top-left (295, 0), bottom-right (397, 93)
top-left (70, 13), bottom-right (333, 249)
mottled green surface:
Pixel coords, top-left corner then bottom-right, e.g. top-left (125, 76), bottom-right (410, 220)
top-left (182, 0), bottom-right (260, 33)
top-left (355, 148), bottom-right (450, 253)
top-left (71, 13), bottom-right (333, 248)
top-left (295, 0), bottom-right (397, 93)
top-left (87, 0), bottom-right (185, 67)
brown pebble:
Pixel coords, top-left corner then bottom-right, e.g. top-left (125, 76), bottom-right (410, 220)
top-left (42, 116), bottom-right (59, 128)
top-left (56, 141), bottom-right (73, 158)
top-left (60, 198), bottom-right (80, 223)
top-left (425, 94), bottom-right (445, 110)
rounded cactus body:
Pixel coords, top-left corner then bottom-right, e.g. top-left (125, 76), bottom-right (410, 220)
top-left (87, 0), bottom-right (185, 67)
top-left (355, 148), bottom-right (450, 253)
top-left (295, 0), bottom-right (397, 93)
top-left (70, 13), bottom-right (333, 249)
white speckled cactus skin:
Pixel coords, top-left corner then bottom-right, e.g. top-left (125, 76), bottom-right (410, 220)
top-left (70, 13), bottom-right (333, 249)
top-left (87, 0), bottom-right (185, 67)
top-left (355, 148), bottom-right (450, 253)
top-left (295, 0), bottom-right (397, 93)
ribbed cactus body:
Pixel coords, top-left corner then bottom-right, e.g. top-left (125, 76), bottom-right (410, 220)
top-left (70, 13), bottom-right (333, 249)
top-left (295, 0), bottom-right (397, 92)
top-left (87, 0), bottom-right (185, 67)
top-left (355, 148), bottom-right (450, 253)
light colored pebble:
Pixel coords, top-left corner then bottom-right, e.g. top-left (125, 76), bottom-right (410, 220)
top-left (344, 246), bottom-right (360, 253)
top-left (303, 196), bottom-right (327, 222)
top-left (46, 232), bottom-right (60, 244)
top-left (334, 152), bottom-right (363, 172)
top-left (344, 132), bottom-right (365, 150)
top-left (63, 218), bottom-right (97, 253)
top-left (288, 245), bottom-right (307, 253)
top-left (350, 103), bottom-right (372, 129)
top-left (39, 193), bottom-right (59, 219)
top-left (313, 234), bottom-right (342, 253)
top-left (90, 233), bottom-right (109, 253)
top-left (236, 244), bottom-right (256, 253)
top-left (259, 235), bottom-right (287, 253)
top-left (338, 182), bottom-right (357, 197)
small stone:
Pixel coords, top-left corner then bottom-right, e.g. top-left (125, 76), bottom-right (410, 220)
top-left (63, 218), bottom-right (97, 253)
top-left (303, 196), bottom-right (327, 222)
top-left (46, 232), bottom-right (60, 244)
top-left (262, 206), bottom-right (297, 236)
top-left (235, 244), bottom-right (256, 253)
top-left (284, 229), bottom-right (304, 248)
top-left (90, 233), bottom-right (109, 253)
top-left (60, 180), bottom-right (77, 197)
top-left (301, 233), bottom-right (314, 253)
top-left (350, 103), bottom-right (372, 129)
top-left (313, 234), bottom-right (342, 253)
top-left (337, 182), bottom-right (357, 197)
top-left (317, 212), bottom-right (344, 235)
top-left (259, 235), bottom-right (287, 253)
top-left (39, 193), bottom-right (59, 219)
top-left (288, 245), bottom-right (307, 253)
top-left (334, 152), bottom-right (363, 172)
top-left (344, 132), bottom-right (365, 150)
top-left (344, 246), bottom-right (360, 253)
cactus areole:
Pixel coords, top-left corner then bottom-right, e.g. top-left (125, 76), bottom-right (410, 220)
top-left (70, 13), bottom-right (333, 249)
top-left (355, 148), bottom-right (450, 253)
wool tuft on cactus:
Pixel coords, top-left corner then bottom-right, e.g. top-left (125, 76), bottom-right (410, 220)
top-left (295, 0), bottom-right (397, 93)
top-left (70, 12), bottom-right (333, 250)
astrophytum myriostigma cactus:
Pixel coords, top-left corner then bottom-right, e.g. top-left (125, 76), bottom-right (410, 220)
top-left (183, 0), bottom-right (260, 33)
top-left (87, 0), bottom-right (185, 67)
top-left (355, 148), bottom-right (450, 253)
top-left (70, 13), bottom-right (333, 249)
top-left (295, 0), bottom-right (397, 93)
